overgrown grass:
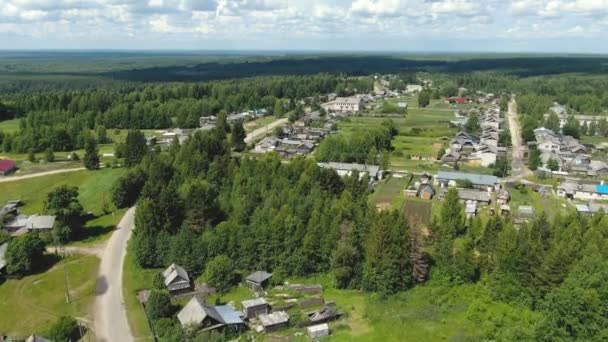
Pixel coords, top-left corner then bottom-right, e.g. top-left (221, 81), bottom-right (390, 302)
top-left (0, 254), bottom-right (100, 337)
top-left (123, 248), bottom-right (158, 341)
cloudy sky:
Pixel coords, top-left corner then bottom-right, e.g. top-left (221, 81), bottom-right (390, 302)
top-left (1, 0), bottom-right (608, 53)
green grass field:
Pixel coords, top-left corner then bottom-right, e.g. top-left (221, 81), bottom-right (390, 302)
top-left (203, 272), bottom-right (507, 342)
top-left (0, 168), bottom-right (125, 215)
top-left (0, 255), bottom-right (100, 337)
top-left (370, 176), bottom-right (411, 210)
top-left (244, 116), bottom-right (277, 133)
top-left (0, 119), bottom-right (20, 133)
top-left (0, 168), bottom-right (126, 245)
top-left (123, 249), bottom-right (157, 341)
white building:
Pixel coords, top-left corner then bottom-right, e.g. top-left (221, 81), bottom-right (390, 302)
top-left (317, 162), bottom-right (382, 181)
top-left (321, 97), bottom-right (364, 113)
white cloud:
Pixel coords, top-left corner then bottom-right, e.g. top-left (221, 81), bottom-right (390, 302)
top-left (0, 0), bottom-right (606, 51)
top-left (350, 0), bottom-right (403, 17)
top-left (429, 0), bottom-right (483, 16)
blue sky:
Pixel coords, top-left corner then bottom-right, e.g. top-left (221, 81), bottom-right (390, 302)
top-left (1, 0), bottom-right (608, 53)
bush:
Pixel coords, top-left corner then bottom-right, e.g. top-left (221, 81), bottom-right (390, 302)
top-left (47, 316), bottom-right (78, 342)
top-left (204, 255), bottom-right (236, 294)
top-left (5, 234), bottom-right (46, 274)
top-left (146, 291), bottom-right (175, 320)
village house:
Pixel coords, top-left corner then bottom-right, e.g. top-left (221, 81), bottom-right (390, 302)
top-left (5, 214), bottom-right (56, 235)
top-left (0, 159), bottom-right (16, 176)
top-left (405, 84), bottom-right (423, 94)
top-left (575, 203), bottom-right (608, 216)
top-left (163, 263), bottom-right (192, 294)
top-left (557, 181), bottom-right (608, 201)
top-left (317, 162), bottom-right (382, 182)
top-left (455, 189), bottom-right (492, 205)
top-left (441, 150), bottom-right (461, 164)
top-left (435, 171), bottom-right (499, 191)
top-left (417, 183), bottom-right (436, 200)
top-left (496, 189), bottom-right (511, 205)
top-left (177, 296), bottom-right (245, 332)
top-left (199, 116), bottom-right (217, 130)
top-left (246, 270), bottom-right (273, 291)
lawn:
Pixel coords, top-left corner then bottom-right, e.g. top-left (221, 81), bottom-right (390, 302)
top-left (123, 248), bottom-right (157, 341)
top-left (0, 254), bottom-right (100, 337)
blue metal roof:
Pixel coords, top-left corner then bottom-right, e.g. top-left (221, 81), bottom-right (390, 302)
top-left (597, 185), bottom-right (608, 195)
top-left (215, 305), bottom-right (244, 325)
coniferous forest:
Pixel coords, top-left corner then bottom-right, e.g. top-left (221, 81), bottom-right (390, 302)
top-left (2, 53), bottom-right (608, 340)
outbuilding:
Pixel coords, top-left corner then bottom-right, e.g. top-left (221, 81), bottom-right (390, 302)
top-left (259, 311), bottom-right (290, 332)
top-left (242, 298), bottom-right (269, 319)
top-left (307, 323), bottom-right (330, 339)
top-left (246, 270), bottom-right (273, 291)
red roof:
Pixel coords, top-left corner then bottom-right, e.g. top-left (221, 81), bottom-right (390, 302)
top-left (0, 159), bottom-right (16, 172)
top-left (454, 97), bottom-right (468, 103)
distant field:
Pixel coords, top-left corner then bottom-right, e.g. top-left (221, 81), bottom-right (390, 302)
top-left (0, 168), bottom-right (124, 215)
top-left (0, 255), bottom-right (100, 337)
top-left (0, 119), bottom-right (19, 133)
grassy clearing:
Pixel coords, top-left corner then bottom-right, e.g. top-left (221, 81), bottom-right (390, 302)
top-left (209, 272), bottom-right (484, 342)
top-left (370, 176), bottom-right (410, 210)
top-left (338, 95), bottom-right (457, 171)
top-left (403, 198), bottom-right (433, 227)
top-left (0, 254), bottom-right (100, 337)
top-left (0, 168), bottom-right (125, 215)
top-left (123, 248), bottom-right (157, 341)
top-left (244, 116), bottom-right (277, 133)
top-left (0, 119), bottom-right (20, 133)
top-left (0, 168), bottom-right (126, 245)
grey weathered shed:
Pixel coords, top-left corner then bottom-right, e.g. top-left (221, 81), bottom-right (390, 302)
top-left (259, 311), bottom-right (290, 332)
top-left (246, 271), bottom-right (272, 290)
top-left (242, 298), bottom-right (269, 319)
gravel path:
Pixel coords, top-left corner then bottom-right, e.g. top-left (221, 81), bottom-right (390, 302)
top-left (94, 207), bottom-right (136, 342)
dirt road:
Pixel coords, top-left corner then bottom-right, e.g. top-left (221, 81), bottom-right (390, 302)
top-left (94, 207), bottom-right (136, 342)
top-left (0, 167), bottom-right (85, 183)
top-left (506, 96), bottom-right (532, 182)
top-left (244, 118), bottom-right (288, 144)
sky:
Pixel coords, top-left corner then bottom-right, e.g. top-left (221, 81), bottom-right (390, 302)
top-left (1, 0), bottom-right (608, 53)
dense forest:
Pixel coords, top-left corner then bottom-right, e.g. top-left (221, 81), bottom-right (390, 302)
top-left (0, 74), bottom-right (374, 153)
top-left (108, 124), bottom-right (608, 341)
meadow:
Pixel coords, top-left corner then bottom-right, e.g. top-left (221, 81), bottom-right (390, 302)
top-left (0, 255), bottom-right (100, 337)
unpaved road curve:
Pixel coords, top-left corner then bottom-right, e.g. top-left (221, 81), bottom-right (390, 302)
top-left (94, 207), bottom-right (136, 342)
top-left (0, 167), bottom-right (85, 183)
top-left (245, 118), bottom-right (288, 144)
